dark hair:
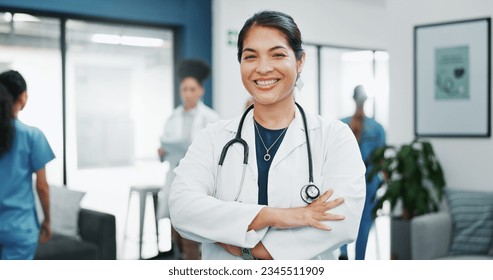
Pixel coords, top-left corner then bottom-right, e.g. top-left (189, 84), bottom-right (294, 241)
top-left (0, 83), bottom-right (14, 157)
top-left (237, 10), bottom-right (304, 62)
top-left (177, 59), bottom-right (211, 86)
top-left (0, 70), bottom-right (27, 102)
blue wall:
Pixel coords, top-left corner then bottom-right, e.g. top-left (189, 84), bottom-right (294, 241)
top-left (0, 0), bottom-right (213, 106)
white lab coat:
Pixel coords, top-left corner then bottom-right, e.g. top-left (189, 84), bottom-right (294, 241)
top-left (169, 107), bottom-right (366, 260)
top-left (158, 101), bottom-right (220, 219)
top-left (160, 101), bottom-right (220, 142)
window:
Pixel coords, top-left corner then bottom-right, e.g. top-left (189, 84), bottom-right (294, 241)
top-left (302, 44), bottom-right (389, 130)
top-left (65, 19), bottom-right (173, 179)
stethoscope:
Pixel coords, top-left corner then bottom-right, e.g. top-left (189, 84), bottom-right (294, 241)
top-left (212, 102), bottom-right (320, 204)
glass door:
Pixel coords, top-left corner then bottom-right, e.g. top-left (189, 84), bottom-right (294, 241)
top-left (316, 46), bottom-right (389, 130)
top-left (65, 19), bottom-right (174, 259)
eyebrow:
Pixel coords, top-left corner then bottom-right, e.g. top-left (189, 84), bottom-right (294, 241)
top-left (242, 45), bottom-right (288, 54)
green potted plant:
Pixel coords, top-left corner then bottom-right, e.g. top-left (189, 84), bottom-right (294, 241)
top-left (368, 139), bottom-right (446, 259)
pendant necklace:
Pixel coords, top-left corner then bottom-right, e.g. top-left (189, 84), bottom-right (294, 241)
top-left (254, 120), bottom-right (288, 161)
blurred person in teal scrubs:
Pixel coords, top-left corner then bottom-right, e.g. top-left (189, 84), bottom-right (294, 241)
top-left (0, 70), bottom-right (55, 260)
top-left (339, 85), bottom-right (385, 260)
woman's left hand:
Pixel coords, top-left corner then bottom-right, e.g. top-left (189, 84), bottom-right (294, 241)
top-left (216, 242), bottom-right (272, 259)
top-left (216, 242), bottom-right (241, 257)
top-left (39, 220), bottom-right (52, 243)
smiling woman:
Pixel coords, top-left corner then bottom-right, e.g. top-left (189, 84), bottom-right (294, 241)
top-left (240, 26), bottom-right (303, 115)
top-left (169, 10), bottom-right (366, 260)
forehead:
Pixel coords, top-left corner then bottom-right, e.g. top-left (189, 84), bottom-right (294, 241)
top-left (180, 77), bottom-right (200, 87)
top-left (243, 25), bottom-right (291, 50)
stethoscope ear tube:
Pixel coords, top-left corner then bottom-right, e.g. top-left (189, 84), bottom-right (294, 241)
top-left (219, 138), bottom-right (249, 166)
top-left (214, 164), bottom-right (247, 201)
top-left (296, 103), bottom-right (321, 204)
top-left (295, 102), bottom-right (314, 184)
top-left (214, 105), bottom-right (253, 200)
top-left (218, 104), bottom-right (253, 166)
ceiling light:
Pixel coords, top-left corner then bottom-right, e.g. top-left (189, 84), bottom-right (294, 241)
top-left (2, 12), bottom-right (12, 22)
top-left (13, 13), bottom-right (40, 22)
top-left (120, 36), bottom-right (164, 47)
top-left (91, 34), bottom-right (121, 45)
top-left (91, 34), bottom-right (165, 47)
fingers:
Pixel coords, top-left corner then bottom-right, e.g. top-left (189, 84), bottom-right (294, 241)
top-left (317, 189), bottom-right (334, 202)
top-left (313, 211), bottom-right (345, 223)
top-left (39, 228), bottom-right (51, 243)
top-left (313, 189), bottom-right (339, 205)
top-left (326, 197), bottom-right (344, 209)
top-left (308, 212), bottom-right (345, 231)
top-left (216, 242), bottom-right (227, 249)
top-left (216, 242), bottom-right (231, 254)
top-left (314, 189), bottom-right (344, 205)
top-left (216, 242), bottom-right (242, 256)
top-left (306, 189), bottom-right (346, 230)
top-left (311, 221), bottom-right (332, 231)
top-left (322, 212), bottom-right (345, 221)
top-left (310, 190), bottom-right (344, 212)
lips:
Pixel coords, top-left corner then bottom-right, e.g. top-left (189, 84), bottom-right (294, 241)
top-left (255, 79), bottom-right (279, 86)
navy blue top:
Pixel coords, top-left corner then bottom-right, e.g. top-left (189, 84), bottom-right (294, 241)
top-left (254, 120), bottom-right (287, 205)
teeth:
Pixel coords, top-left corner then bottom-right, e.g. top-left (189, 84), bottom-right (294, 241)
top-left (256, 79), bottom-right (278, 86)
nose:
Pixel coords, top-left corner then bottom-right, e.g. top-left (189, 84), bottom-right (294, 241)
top-left (256, 57), bottom-right (273, 74)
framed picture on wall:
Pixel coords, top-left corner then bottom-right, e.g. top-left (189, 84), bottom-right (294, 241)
top-left (414, 18), bottom-right (491, 137)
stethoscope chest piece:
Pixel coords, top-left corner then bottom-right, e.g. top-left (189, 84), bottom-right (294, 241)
top-left (300, 183), bottom-right (320, 204)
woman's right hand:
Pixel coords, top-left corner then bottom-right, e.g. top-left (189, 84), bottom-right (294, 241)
top-left (249, 189), bottom-right (345, 231)
top-left (295, 189), bottom-right (345, 231)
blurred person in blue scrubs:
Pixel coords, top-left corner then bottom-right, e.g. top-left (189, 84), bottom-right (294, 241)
top-left (0, 70), bottom-right (55, 260)
top-left (339, 85), bottom-right (385, 260)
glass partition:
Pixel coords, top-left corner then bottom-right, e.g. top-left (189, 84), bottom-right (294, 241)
top-left (65, 20), bottom-right (174, 258)
top-left (295, 43), bottom-right (389, 129)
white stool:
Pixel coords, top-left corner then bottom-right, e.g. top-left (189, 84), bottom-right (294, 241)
top-left (123, 186), bottom-right (161, 259)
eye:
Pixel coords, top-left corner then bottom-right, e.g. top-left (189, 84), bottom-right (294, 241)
top-left (242, 54), bottom-right (256, 60)
top-left (273, 53), bottom-right (286, 58)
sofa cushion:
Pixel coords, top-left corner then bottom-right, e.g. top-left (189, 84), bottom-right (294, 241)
top-left (50, 186), bottom-right (85, 239)
top-left (35, 233), bottom-right (98, 260)
top-left (446, 189), bottom-right (493, 255)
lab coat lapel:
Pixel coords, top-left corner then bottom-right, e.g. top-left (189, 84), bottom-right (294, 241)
top-left (191, 102), bottom-right (208, 139)
top-left (174, 106), bottom-right (184, 138)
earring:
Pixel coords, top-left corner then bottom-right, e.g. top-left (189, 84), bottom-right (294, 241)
top-left (295, 73), bottom-right (304, 91)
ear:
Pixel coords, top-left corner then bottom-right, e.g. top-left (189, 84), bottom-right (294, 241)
top-left (198, 84), bottom-right (205, 97)
top-left (18, 91), bottom-right (28, 110)
top-left (297, 51), bottom-right (306, 74)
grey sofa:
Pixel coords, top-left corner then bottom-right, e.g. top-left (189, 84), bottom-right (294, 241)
top-left (35, 208), bottom-right (116, 260)
top-left (411, 188), bottom-right (493, 260)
